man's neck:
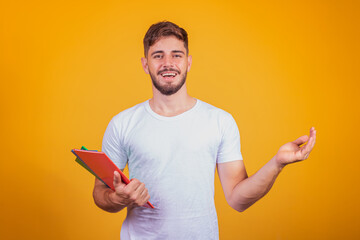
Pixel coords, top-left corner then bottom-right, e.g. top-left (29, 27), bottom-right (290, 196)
top-left (149, 85), bottom-right (197, 117)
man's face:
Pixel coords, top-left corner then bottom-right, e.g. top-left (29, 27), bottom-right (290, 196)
top-left (141, 36), bottom-right (192, 96)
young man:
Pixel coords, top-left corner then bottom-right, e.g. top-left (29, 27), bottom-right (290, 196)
top-left (93, 21), bottom-right (316, 239)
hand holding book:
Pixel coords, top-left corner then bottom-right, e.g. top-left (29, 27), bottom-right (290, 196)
top-left (108, 171), bottom-right (151, 208)
top-left (72, 147), bottom-right (154, 208)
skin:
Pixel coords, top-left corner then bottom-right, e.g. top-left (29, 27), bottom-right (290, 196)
top-left (217, 129), bottom-right (316, 211)
top-left (92, 35), bottom-right (317, 213)
top-left (141, 36), bottom-right (195, 117)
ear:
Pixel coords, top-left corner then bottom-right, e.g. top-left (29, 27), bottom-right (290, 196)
top-left (187, 55), bottom-right (192, 72)
top-left (141, 57), bottom-right (149, 74)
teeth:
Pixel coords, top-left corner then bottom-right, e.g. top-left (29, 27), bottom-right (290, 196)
top-left (162, 73), bottom-right (176, 77)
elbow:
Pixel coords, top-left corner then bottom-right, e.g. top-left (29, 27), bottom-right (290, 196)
top-left (92, 188), bottom-right (121, 213)
top-left (227, 195), bottom-right (252, 212)
top-left (93, 197), bottom-right (120, 213)
top-left (230, 202), bottom-right (249, 212)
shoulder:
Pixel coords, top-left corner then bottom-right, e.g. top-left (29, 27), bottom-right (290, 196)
top-left (111, 100), bottom-right (147, 122)
top-left (104, 101), bottom-right (147, 134)
top-left (104, 100), bottom-right (149, 143)
top-left (197, 99), bottom-right (234, 120)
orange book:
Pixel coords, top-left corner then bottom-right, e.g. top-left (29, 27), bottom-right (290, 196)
top-left (72, 149), bottom-right (154, 209)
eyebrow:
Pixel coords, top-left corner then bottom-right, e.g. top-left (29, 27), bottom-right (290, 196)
top-left (172, 50), bottom-right (185, 54)
top-left (151, 51), bottom-right (164, 56)
top-left (150, 50), bottom-right (185, 56)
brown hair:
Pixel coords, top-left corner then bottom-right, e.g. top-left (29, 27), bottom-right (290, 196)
top-left (143, 21), bottom-right (188, 57)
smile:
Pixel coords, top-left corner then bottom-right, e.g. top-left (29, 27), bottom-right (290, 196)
top-left (161, 72), bottom-right (177, 77)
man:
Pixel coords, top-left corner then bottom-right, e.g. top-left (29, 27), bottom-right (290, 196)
top-left (93, 21), bottom-right (316, 239)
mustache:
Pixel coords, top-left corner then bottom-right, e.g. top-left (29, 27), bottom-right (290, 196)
top-left (158, 68), bottom-right (180, 75)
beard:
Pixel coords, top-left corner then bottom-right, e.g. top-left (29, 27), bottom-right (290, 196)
top-left (149, 70), bottom-right (187, 96)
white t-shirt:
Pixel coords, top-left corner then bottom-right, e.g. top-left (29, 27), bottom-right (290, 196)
top-left (102, 99), bottom-right (243, 240)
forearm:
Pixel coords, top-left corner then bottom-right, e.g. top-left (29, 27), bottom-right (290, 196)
top-left (229, 156), bottom-right (284, 212)
top-left (92, 182), bottom-right (127, 213)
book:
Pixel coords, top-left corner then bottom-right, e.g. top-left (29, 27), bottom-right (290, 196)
top-left (72, 148), bottom-right (154, 209)
top-left (75, 146), bottom-right (108, 185)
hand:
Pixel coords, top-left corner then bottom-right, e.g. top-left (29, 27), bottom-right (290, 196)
top-left (108, 171), bottom-right (150, 208)
top-left (275, 127), bottom-right (316, 167)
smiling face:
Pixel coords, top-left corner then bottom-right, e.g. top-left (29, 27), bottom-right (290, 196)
top-left (141, 36), bottom-right (192, 96)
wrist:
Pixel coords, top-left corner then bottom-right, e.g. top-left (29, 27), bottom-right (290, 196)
top-left (271, 155), bottom-right (286, 171)
top-left (105, 189), bottom-right (115, 205)
top-left (106, 190), bottom-right (127, 209)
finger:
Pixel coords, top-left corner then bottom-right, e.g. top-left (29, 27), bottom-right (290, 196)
top-left (303, 128), bottom-right (317, 155)
top-left (308, 127), bottom-right (316, 142)
top-left (311, 129), bottom-right (316, 148)
top-left (113, 171), bottom-right (125, 187)
top-left (145, 193), bottom-right (150, 202)
top-left (135, 187), bottom-right (147, 205)
top-left (310, 127), bottom-right (316, 144)
top-left (126, 181), bottom-right (147, 206)
top-left (138, 185), bottom-right (148, 198)
top-left (293, 128), bottom-right (316, 160)
top-left (124, 178), bottom-right (142, 193)
top-left (141, 199), bottom-right (151, 208)
top-left (292, 135), bottom-right (309, 146)
top-left (140, 195), bottom-right (151, 206)
top-left (129, 186), bottom-right (147, 205)
top-left (133, 182), bottom-right (146, 195)
top-left (139, 188), bottom-right (150, 205)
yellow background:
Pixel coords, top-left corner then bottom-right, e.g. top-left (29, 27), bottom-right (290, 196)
top-left (1, 0), bottom-right (359, 239)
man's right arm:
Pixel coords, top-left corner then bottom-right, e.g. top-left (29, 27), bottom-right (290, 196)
top-left (92, 171), bottom-right (150, 213)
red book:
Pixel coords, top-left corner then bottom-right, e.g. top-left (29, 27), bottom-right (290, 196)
top-left (72, 149), bottom-right (154, 209)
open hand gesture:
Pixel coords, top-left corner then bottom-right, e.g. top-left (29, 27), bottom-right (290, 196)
top-left (275, 127), bottom-right (316, 167)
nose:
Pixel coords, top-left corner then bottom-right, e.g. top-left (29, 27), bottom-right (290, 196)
top-left (162, 55), bottom-right (174, 68)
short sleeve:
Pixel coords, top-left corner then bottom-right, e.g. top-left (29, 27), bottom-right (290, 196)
top-left (102, 117), bottom-right (128, 170)
top-left (216, 113), bottom-right (243, 163)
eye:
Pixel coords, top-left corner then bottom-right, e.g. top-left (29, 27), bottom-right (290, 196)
top-left (174, 54), bottom-right (182, 58)
top-left (153, 55), bottom-right (162, 59)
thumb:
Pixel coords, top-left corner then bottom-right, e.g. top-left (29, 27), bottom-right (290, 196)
top-left (292, 135), bottom-right (309, 146)
top-left (113, 171), bottom-right (125, 188)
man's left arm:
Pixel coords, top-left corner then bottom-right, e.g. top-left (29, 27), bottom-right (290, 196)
top-left (217, 127), bottom-right (316, 212)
